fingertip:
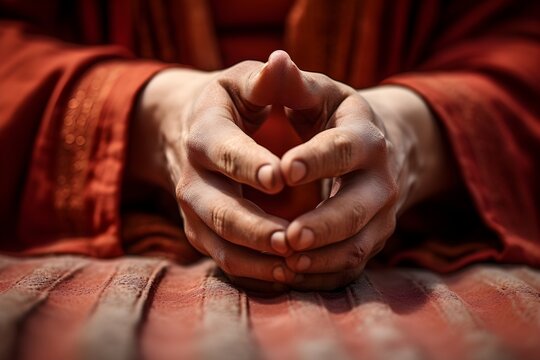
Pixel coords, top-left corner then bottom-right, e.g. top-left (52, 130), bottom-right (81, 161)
top-left (270, 231), bottom-right (289, 255)
top-left (246, 51), bottom-right (297, 107)
top-left (297, 228), bottom-right (315, 250)
top-left (286, 221), bottom-right (315, 251)
top-left (267, 50), bottom-right (294, 69)
top-left (248, 50), bottom-right (314, 109)
top-left (281, 150), bottom-right (309, 186)
top-left (289, 160), bottom-right (307, 184)
top-left (272, 266), bottom-right (286, 282)
top-left (296, 255), bottom-right (312, 272)
top-left (257, 163), bottom-right (284, 194)
top-left (257, 164), bottom-right (274, 189)
top-left (286, 221), bottom-right (301, 249)
top-left (272, 264), bottom-right (297, 283)
top-left (285, 254), bottom-right (312, 273)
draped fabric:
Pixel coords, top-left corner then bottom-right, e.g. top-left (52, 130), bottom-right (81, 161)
top-left (0, 0), bottom-right (539, 272)
top-left (0, 255), bottom-right (539, 360)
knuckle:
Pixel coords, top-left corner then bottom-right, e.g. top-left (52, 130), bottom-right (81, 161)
top-left (184, 130), bottom-right (206, 163)
top-left (346, 201), bottom-right (368, 235)
top-left (182, 224), bottom-right (197, 244)
top-left (344, 241), bottom-right (366, 270)
top-left (329, 133), bottom-right (354, 173)
top-left (211, 203), bottom-right (233, 238)
top-left (373, 130), bottom-right (388, 157)
top-left (315, 219), bottom-right (335, 246)
top-left (373, 171), bottom-right (398, 207)
top-left (364, 123), bottom-right (388, 159)
top-left (175, 180), bottom-right (192, 204)
top-left (216, 139), bottom-right (241, 177)
top-left (184, 129), bottom-right (199, 154)
top-left (384, 137), bottom-right (395, 158)
top-left (244, 222), bottom-right (267, 248)
top-left (384, 178), bottom-right (399, 205)
top-left (215, 251), bottom-right (234, 275)
top-left (175, 184), bottom-right (184, 203)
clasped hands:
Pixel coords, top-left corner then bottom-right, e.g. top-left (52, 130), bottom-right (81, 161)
top-left (134, 50), bottom-right (427, 291)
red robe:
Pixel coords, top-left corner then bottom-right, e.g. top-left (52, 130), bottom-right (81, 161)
top-left (0, 0), bottom-right (539, 271)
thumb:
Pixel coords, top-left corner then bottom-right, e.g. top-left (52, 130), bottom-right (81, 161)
top-left (243, 50), bottom-right (321, 110)
top-left (244, 51), bottom-right (349, 141)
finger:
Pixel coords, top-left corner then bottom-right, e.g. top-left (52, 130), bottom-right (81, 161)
top-left (285, 173), bottom-right (397, 251)
top-left (219, 51), bottom-right (326, 126)
top-left (228, 50), bottom-right (350, 142)
top-left (245, 50), bottom-right (356, 142)
top-left (180, 207), bottom-right (210, 257)
top-left (252, 51), bottom-right (360, 138)
top-left (177, 172), bottom-right (292, 255)
top-left (243, 50), bottom-right (325, 110)
top-left (281, 117), bottom-right (387, 186)
top-left (182, 207), bottom-right (299, 283)
top-left (290, 268), bottom-right (364, 292)
top-left (285, 212), bottom-right (394, 274)
top-left (187, 108), bottom-right (284, 194)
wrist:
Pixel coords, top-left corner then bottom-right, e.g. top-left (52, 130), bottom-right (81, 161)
top-left (359, 85), bottom-right (457, 212)
top-left (126, 68), bottom-right (213, 195)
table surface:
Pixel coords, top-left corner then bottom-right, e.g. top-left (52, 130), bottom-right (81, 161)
top-left (0, 255), bottom-right (538, 360)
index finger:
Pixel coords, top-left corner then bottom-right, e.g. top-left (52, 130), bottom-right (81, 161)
top-left (177, 170), bottom-right (291, 255)
top-left (284, 172), bottom-right (396, 251)
top-left (186, 103), bottom-right (284, 194)
top-left (280, 95), bottom-right (383, 186)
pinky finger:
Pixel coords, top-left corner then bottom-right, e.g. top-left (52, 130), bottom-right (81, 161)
top-left (182, 207), bottom-right (298, 284)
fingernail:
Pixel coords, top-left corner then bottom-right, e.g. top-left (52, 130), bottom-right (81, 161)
top-left (257, 164), bottom-right (274, 190)
top-left (297, 228), bottom-right (315, 250)
top-left (296, 255), bottom-right (311, 271)
top-left (270, 231), bottom-right (288, 254)
top-left (290, 160), bottom-right (307, 183)
top-left (273, 266), bottom-right (286, 282)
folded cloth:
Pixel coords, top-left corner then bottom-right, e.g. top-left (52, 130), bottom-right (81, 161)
top-left (0, 255), bottom-right (538, 360)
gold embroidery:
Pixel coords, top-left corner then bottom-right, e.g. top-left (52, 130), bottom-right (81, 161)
top-left (54, 64), bottom-right (123, 233)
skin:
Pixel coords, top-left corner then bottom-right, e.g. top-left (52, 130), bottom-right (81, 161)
top-left (128, 50), bottom-right (456, 291)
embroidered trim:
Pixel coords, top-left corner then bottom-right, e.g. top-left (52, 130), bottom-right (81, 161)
top-left (54, 64), bottom-right (123, 233)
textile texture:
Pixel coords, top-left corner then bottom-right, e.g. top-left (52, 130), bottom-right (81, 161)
top-left (0, 255), bottom-right (538, 360)
top-left (1, 0), bottom-right (539, 271)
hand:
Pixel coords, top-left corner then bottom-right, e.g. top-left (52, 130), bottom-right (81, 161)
top-left (263, 53), bottom-right (455, 290)
top-left (131, 60), bottom-right (309, 286)
top-left (129, 51), bottom-right (455, 292)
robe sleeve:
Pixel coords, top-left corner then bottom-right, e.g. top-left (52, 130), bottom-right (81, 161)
top-left (0, 19), bottom-right (168, 256)
top-left (383, 2), bottom-right (540, 269)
